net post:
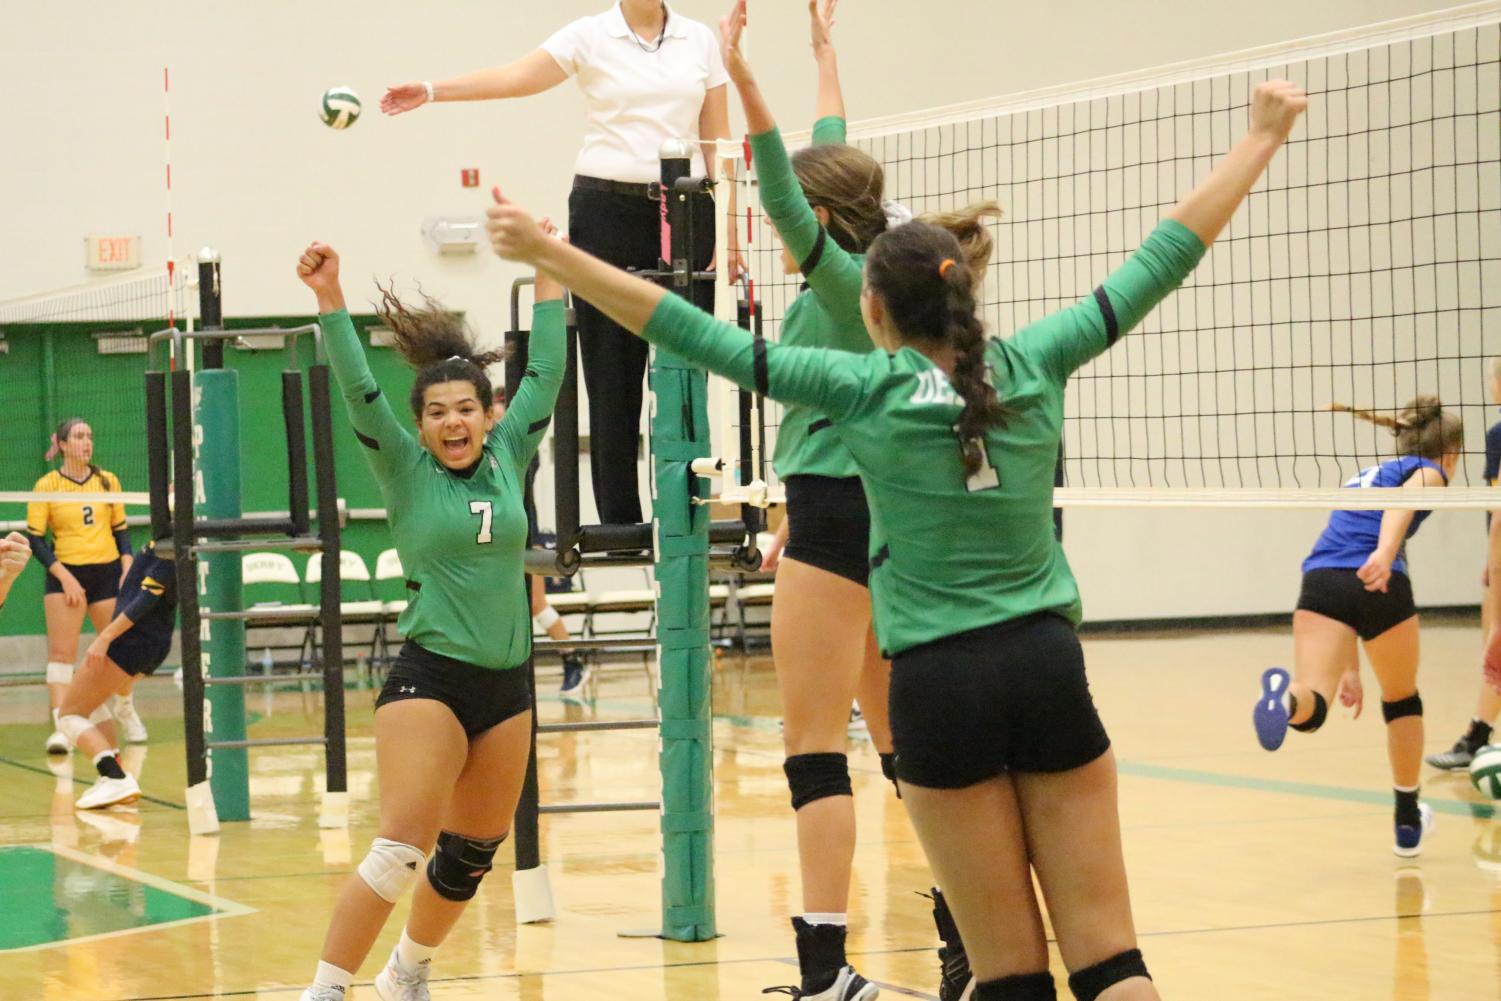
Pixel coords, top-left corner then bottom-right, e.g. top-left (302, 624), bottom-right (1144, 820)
top-left (197, 251), bottom-right (223, 369)
top-left (651, 138), bottom-right (716, 943)
top-left (308, 363), bottom-right (348, 796)
top-left (171, 368), bottom-right (215, 832)
top-left (282, 372), bottom-right (310, 538)
top-left (552, 300), bottom-right (582, 575)
top-left (196, 367), bottom-right (250, 821)
top-left (146, 371), bottom-right (172, 542)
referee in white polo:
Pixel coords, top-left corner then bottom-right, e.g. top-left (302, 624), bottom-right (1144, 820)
top-left (384, 1), bottom-right (734, 526)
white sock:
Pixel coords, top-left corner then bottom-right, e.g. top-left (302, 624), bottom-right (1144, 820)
top-left (802, 912), bottom-right (847, 926)
top-left (313, 961), bottom-right (354, 993)
top-left (397, 927), bottom-right (437, 972)
top-left (115, 693), bottom-right (134, 711)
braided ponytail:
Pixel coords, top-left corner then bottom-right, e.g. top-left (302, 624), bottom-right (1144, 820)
top-left (866, 221), bottom-right (1006, 477)
top-left (374, 281), bottom-right (509, 417)
top-left (1330, 395), bottom-right (1462, 459)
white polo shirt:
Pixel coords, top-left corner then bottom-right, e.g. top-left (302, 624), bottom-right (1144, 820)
top-left (541, 2), bottom-right (728, 183)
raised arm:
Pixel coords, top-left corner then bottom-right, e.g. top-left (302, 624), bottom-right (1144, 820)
top-left (1168, 80), bottom-right (1307, 247)
top-left (382, 49), bottom-right (567, 115)
top-left (809, 0), bottom-right (844, 123)
top-left (493, 266), bottom-right (566, 472)
top-left (720, 0), bottom-right (862, 314)
top-left (487, 194), bottom-right (867, 420)
top-left (1012, 80), bottom-right (1306, 382)
top-left (295, 244), bottom-right (423, 483)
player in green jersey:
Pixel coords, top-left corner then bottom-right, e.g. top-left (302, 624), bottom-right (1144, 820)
top-left (488, 62), bottom-right (1305, 1001)
top-left (295, 204), bottom-right (566, 1001)
top-left (727, 6), bottom-right (995, 996)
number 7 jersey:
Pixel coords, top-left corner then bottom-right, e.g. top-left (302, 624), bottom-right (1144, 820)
top-left (320, 304), bottom-right (565, 670)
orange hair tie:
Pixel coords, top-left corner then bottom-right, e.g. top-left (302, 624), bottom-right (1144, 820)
top-left (938, 258), bottom-right (957, 277)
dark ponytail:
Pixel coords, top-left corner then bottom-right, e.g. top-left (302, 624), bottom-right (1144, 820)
top-left (865, 221), bottom-right (1007, 477)
top-left (374, 282), bottom-right (508, 417)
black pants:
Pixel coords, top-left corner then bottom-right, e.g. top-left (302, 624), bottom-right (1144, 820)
top-left (567, 183), bottom-right (715, 525)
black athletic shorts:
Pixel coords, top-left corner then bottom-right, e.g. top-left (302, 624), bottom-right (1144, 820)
top-left (1296, 567), bottom-right (1416, 641)
top-left (44, 560), bottom-right (121, 604)
top-left (783, 475), bottom-right (871, 586)
top-left (375, 641), bottom-right (532, 738)
top-left (889, 612), bottom-right (1112, 789)
top-left (107, 632), bottom-right (170, 677)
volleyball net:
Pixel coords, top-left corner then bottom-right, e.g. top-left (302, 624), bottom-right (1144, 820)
top-left (0, 260), bottom-right (193, 515)
top-left (710, 5), bottom-right (1501, 510)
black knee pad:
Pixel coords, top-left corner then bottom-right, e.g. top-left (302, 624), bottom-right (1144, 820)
top-left (973, 972), bottom-right (1057, 1001)
top-left (1289, 691), bottom-right (1328, 733)
top-left (879, 752), bottom-right (901, 798)
top-left (426, 830), bottom-right (508, 902)
top-left (784, 753), bottom-right (851, 811)
top-left (1068, 949), bottom-right (1150, 1001)
top-left (1382, 692), bottom-right (1423, 723)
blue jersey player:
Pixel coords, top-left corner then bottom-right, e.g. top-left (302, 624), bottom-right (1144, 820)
top-left (1254, 397), bottom-right (1462, 857)
top-left (56, 540), bottom-right (179, 809)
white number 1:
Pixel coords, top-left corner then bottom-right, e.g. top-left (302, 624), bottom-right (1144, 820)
top-left (469, 500), bottom-right (493, 544)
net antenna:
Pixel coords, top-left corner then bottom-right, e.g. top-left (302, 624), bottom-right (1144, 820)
top-left (724, 4), bottom-right (1501, 511)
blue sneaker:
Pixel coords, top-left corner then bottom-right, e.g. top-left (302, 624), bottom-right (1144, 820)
top-left (559, 654), bottom-right (590, 702)
top-left (1254, 667), bottom-right (1291, 751)
top-left (1394, 802), bottom-right (1435, 858)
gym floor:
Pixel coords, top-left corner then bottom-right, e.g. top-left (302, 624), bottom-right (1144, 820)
top-left (1, 619), bottom-right (1497, 999)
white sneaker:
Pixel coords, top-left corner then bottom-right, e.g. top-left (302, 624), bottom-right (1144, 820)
top-left (766, 966), bottom-right (880, 1001)
top-left (299, 987), bottom-right (351, 1001)
top-left (374, 945), bottom-right (431, 1001)
top-left (76, 774), bottom-right (141, 810)
top-left (110, 695), bottom-right (149, 743)
top-left (848, 702), bottom-right (868, 736)
top-left (46, 729), bottom-right (69, 755)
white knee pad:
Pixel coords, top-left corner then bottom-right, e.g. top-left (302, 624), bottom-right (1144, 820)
top-left (46, 661), bottom-right (74, 685)
top-left (533, 605), bottom-right (560, 632)
top-left (57, 714), bottom-right (92, 747)
top-left (356, 837), bottom-right (425, 903)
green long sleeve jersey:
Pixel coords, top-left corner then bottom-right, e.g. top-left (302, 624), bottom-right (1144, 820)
top-left (321, 302), bottom-right (565, 669)
top-left (643, 221), bottom-right (1206, 656)
top-left (753, 119), bottom-right (873, 480)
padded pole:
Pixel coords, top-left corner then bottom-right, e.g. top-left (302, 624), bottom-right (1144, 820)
top-left (308, 364), bottom-right (347, 795)
top-left (197, 368), bottom-right (250, 821)
top-left (651, 140), bottom-right (716, 942)
top-left (173, 370), bottom-right (207, 789)
top-left (146, 371), bottom-right (171, 542)
top-left (283, 371), bottom-right (311, 538)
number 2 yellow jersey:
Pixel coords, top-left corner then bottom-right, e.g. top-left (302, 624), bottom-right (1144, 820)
top-left (26, 468), bottom-right (128, 565)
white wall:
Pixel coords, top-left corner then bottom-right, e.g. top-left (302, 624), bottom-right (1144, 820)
top-left (1, 1), bottom-right (1490, 621)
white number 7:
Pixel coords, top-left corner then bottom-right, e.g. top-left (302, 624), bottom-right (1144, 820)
top-left (469, 500), bottom-right (494, 544)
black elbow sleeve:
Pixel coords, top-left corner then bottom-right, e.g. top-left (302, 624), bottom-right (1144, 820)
top-left (27, 533), bottom-right (57, 569)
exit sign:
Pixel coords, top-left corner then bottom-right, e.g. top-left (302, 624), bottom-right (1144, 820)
top-left (85, 235), bottom-right (141, 272)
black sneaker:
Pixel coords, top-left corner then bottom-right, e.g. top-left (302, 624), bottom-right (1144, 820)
top-left (1426, 736), bottom-right (1475, 771)
top-left (927, 888), bottom-right (973, 1001)
top-left (765, 918), bottom-right (879, 1000)
top-left (559, 654), bottom-right (590, 702)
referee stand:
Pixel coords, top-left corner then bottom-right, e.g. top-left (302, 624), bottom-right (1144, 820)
top-left (145, 252), bottom-right (348, 836)
top-left (508, 142), bottom-right (770, 941)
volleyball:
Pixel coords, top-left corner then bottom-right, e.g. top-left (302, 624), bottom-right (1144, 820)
top-left (319, 87), bottom-right (362, 130)
top-left (1471, 745), bottom-right (1501, 799)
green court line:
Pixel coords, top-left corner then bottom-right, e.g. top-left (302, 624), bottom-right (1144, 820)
top-left (1118, 761), bottom-right (1497, 820)
top-left (0, 754), bottom-right (185, 811)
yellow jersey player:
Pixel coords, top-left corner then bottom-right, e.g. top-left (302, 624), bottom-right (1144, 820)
top-left (26, 418), bottom-right (141, 754)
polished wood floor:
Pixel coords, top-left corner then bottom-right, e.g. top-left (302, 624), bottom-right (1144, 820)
top-left (2, 621), bottom-right (1499, 999)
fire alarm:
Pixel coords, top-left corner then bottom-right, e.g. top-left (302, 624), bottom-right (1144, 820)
top-left (461, 168), bottom-right (480, 188)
